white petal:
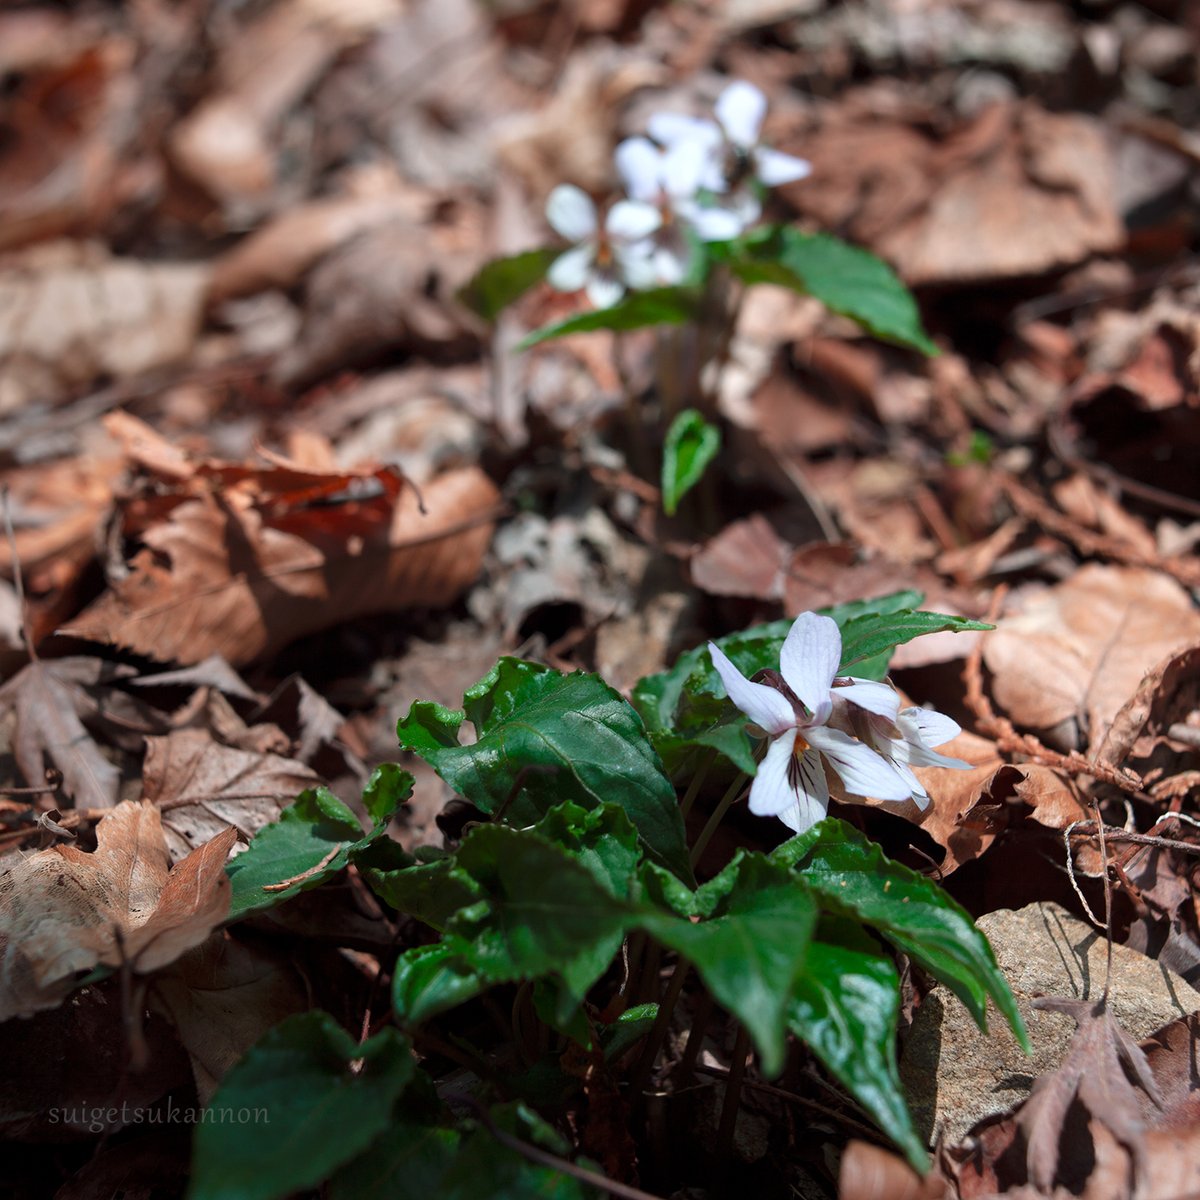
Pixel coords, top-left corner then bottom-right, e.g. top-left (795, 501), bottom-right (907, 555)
top-left (679, 202), bottom-right (745, 242)
top-left (806, 726), bottom-right (910, 801)
top-left (748, 728), bottom-right (798, 817)
top-left (546, 244), bottom-right (595, 293)
top-left (727, 187), bottom-right (762, 227)
top-left (715, 81), bottom-right (767, 149)
top-left (780, 612), bottom-right (841, 724)
top-left (647, 112), bottom-right (721, 149)
top-left (903, 707), bottom-right (961, 748)
top-left (907, 744), bottom-right (973, 771)
top-left (546, 184), bottom-right (597, 241)
top-left (708, 641), bottom-right (795, 736)
top-left (615, 137), bottom-right (662, 204)
top-left (894, 760), bottom-right (931, 809)
top-left (585, 271), bottom-right (625, 310)
top-left (775, 748), bottom-right (831, 833)
top-left (617, 245), bottom-right (659, 290)
top-left (606, 199), bottom-right (662, 243)
top-left (835, 679), bottom-right (900, 720)
top-left (753, 146), bottom-right (811, 186)
top-left (663, 137), bottom-right (712, 202)
top-left (652, 242), bottom-right (689, 285)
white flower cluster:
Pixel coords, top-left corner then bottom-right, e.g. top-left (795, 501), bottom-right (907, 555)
top-left (544, 81), bottom-right (811, 309)
top-left (709, 612), bottom-right (970, 837)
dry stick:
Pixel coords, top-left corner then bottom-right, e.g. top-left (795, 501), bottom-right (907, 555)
top-left (464, 1096), bottom-right (666, 1200)
top-left (1096, 801), bottom-right (1114, 1000)
top-left (1, 485), bottom-right (38, 663)
top-left (715, 1023), bottom-right (751, 1159)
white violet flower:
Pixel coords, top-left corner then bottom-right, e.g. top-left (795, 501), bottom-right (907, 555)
top-left (708, 611), bottom-right (912, 836)
top-left (648, 80), bottom-right (811, 237)
top-left (545, 183), bottom-right (661, 309)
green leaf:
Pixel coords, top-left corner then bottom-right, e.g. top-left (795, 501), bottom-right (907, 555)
top-left (392, 938), bottom-right (487, 1025)
top-left (398, 659), bottom-right (691, 881)
top-left (225, 787), bottom-right (387, 921)
top-left (661, 408), bottom-right (720, 516)
top-left (458, 248), bottom-right (558, 321)
top-left (518, 287), bottom-right (697, 349)
top-left (789, 936), bottom-right (927, 1170)
top-left (732, 228), bottom-right (937, 355)
top-left (638, 853), bottom-right (817, 1077)
top-left (531, 802), bottom-right (643, 901)
top-left (835, 608), bottom-right (992, 674)
top-left (773, 820), bottom-right (1029, 1052)
top-left (362, 762), bottom-right (414, 824)
top-left (189, 1012), bottom-right (412, 1200)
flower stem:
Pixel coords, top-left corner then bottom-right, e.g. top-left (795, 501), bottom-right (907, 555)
top-left (716, 1023), bottom-right (752, 1159)
top-left (689, 772), bottom-right (747, 869)
top-left (678, 747), bottom-right (718, 822)
top-left (629, 957), bottom-right (691, 1098)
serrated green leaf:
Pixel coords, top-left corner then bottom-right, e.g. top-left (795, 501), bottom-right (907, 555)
top-left (531, 802), bottom-right (643, 900)
top-left (773, 820), bottom-right (1029, 1052)
top-left (835, 609), bottom-right (992, 673)
top-left (392, 938), bottom-right (486, 1025)
top-left (518, 287), bottom-right (697, 349)
top-left (661, 408), bottom-right (720, 516)
top-left (362, 762), bottom-right (414, 824)
top-left (638, 853), bottom-right (817, 1076)
top-left (189, 1012), bottom-right (412, 1200)
top-left (226, 783), bottom-right (411, 921)
top-left (458, 247), bottom-right (558, 320)
top-left (789, 938), bottom-right (927, 1170)
top-left (397, 659), bottom-right (690, 881)
top-left (732, 228), bottom-right (936, 355)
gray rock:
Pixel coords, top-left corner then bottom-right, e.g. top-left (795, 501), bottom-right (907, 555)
top-left (899, 900), bottom-right (1200, 1147)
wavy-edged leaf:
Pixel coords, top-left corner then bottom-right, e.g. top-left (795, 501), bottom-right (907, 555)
top-left (662, 409), bottom-right (720, 516)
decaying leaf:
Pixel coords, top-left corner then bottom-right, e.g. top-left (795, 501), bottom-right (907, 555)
top-left (0, 801), bottom-right (236, 1020)
top-left (0, 656), bottom-right (125, 809)
top-left (62, 427), bottom-right (500, 665)
top-left (983, 565), bottom-right (1200, 755)
top-left (141, 727), bottom-right (320, 860)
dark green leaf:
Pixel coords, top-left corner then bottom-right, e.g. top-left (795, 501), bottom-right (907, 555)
top-left (773, 820), bottom-right (1029, 1051)
top-left (362, 762), bottom-right (414, 824)
top-left (639, 853), bottom-right (817, 1076)
top-left (733, 229), bottom-right (936, 355)
top-left (531, 802), bottom-right (643, 900)
top-left (789, 938), bottom-right (926, 1170)
top-left (836, 609), bottom-right (992, 674)
top-left (189, 1012), bottom-right (412, 1200)
top-left (518, 287), bottom-right (697, 349)
top-left (661, 408), bottom-right (720, 516)
top-left (392, 938), bottom-right (487, 1025)
top-left (398, 659), bottom-right (690, 881)
top-left (458, 248), bottom-right (558, 320)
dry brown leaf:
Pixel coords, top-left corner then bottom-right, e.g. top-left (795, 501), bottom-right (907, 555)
top-left (0, 243), bottom-right (208, 412)
top-left (0, 801), bottom-right (235, 1020)
top-left (62, 457), bottom-right (499, 666)
top-left (141, 727), bottom-right (320, 860)
top-left (689, 514), bottom-right (790, 600)
top-left (838, 1141), bottom-right (946, 1200)
top-left (983, 565), bottom-right (1200, 757)
top-left (0, 657), bottom-right (123, 809)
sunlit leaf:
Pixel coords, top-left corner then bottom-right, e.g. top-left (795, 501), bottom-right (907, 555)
top-left (661, 408), bottom-right (720, 516)
top-left (518, 287), bottom-right (697, 348)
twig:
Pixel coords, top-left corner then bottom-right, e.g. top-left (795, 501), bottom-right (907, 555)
top-left (1095, 801), bottom-right (1114, 999)
top-left (465, 1096), bottom-right (666, 1200)
top-left (1, 485), bottom-right (37, 661)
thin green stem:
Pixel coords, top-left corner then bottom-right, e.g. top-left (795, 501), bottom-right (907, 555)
top-left (689, 772), bottom-right (748, 869)
top-left (678, 747), bottom-right (718, 823)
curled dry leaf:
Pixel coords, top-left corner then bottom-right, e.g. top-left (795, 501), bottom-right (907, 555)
top-left (983, 564), bottom-right (1200, 757)
top-left (0, 801), bottom-right (235, 1020)
top-left (141, 727), bottom-right (320, 860)
top-left (62, 438), bottom-right (500, 665)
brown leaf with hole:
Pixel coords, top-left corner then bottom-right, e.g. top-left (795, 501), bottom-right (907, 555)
top-left (983, 565), bottom-right (1200, 756)
top-left (61, 445), bottom-right (500, 665)
top-left (0, 801), bottom-right (235, 1020)
top-left (141, 727), bottom-right (320, 860)
top-left (0, 657), bottom-right (124, 809)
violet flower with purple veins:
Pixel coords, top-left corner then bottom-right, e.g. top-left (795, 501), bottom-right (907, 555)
top-left (708, 611), bottom-right (912, 835)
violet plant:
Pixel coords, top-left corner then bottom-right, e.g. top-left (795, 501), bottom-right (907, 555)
top-left (189, 594), bottom-right (1028, 1200)
top-left (461, 79), bottom-right (936, 514)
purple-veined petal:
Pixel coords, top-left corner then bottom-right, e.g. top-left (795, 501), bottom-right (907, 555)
top-left (773, 748), bottom-right (830, 833)
top-left (615, 137), bottom-right (663, 204)
top-left (780, 611), bottom-right (841, 724)
top-left (678, 202), bottom-right (746, 242)
top-left (715, 81), bottom-right (767, 149)
top-left (835, 679), bottom-right (900, 720)
top-left (546, 184), bottom-right (597, 241)
top-left (648, 111), bottom-right (721, 149)
top-left (584, 270), bottom-right (625, 310)
top-left (753, 146), bottom-right (812, 186)
top-left (806, 725), bottom-right (911, 801)
top-left (546, 244), bottom-right (595, 293)
top-left (708, 641), bottom-right (796, 736)
top-left (606, 199), bottom-right (662, 243)
top-left (894, 759), bottom-right (931, 810)
top-left (748, 728), bottom-right (799, 817)
top-left (903, 707), bottom-right (962, 748)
